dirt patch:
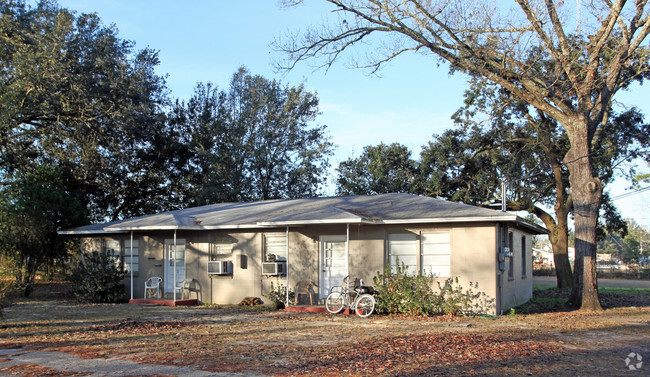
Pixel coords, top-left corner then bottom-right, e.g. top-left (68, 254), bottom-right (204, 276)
top-left (0, 363), bottom-right (90, 376)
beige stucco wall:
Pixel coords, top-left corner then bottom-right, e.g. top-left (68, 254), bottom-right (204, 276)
top-left (449, 224), bottom-right (498, 313)
top-left (79, 221), bottom-right (534, 314)
top-left (498, 227), bottom-right (534, 312)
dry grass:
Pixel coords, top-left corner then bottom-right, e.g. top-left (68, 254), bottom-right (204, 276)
top-left (0, 283), bottom-right (648, 376)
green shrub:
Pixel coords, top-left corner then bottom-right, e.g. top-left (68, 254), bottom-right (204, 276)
top-left (372, 265), bottom-right (494, 316)
top-left (436, 278), bottom-right (494, 316)
top-left (268, 282), bottom-right (295, 309)
top-left (68, 251), bottom-right (126, 303)
top-left (373, 264), bottom-right (438, 315)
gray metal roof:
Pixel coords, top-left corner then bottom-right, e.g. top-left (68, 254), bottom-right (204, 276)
top-left (58, 193), bottom-right (548, 235)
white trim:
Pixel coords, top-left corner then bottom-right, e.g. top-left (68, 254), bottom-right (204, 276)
top-left (59, 215), bottom-right (547, 235)
top-left (129, 231), bottom-right (133, 301)
top-left (285, 227), bottom-right (289, 306)
top-left (173, 230), bottom-right (177, 302)
top-left (346, 224), bottom-right (350, 292)
top-left (319, 234), bottom-right (348, 298)
top-left (58, 230), bottom-right (130, 235)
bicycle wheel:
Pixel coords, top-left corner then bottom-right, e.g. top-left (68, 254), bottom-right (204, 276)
top-left (354, 294), bottom-right (376, 318)
top-left (325, 291), bottom-right (345, 314)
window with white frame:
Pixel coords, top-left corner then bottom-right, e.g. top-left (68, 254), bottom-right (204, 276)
top-left (211, 240), bottom-right (234, 260)
top-left (421, 232), bottom-right (451, 277)
top-left (508, 232), bottom-right (514, 280)
top-left (124, 239), bottom-right (139, 273)
top-left (521, 236), bottom-right (526, 278)
top-left (104, 239), bottom-right (121, 268)
top-left (264, 234), bottom-right (287, 262)
top-left (388, 233), bottom-right (417, 275)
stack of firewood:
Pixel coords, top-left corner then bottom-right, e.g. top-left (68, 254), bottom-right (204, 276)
top-left (239, 297), bottom-right (262, 306)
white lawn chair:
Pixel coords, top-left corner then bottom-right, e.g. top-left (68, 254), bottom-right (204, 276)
top-left (181, 278), bottom-right (199, 300)
top-left (144, 276), bottom-right (162, 299)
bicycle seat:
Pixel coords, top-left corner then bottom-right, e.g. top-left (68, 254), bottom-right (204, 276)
top-left (355, 286), bottom-right (374, 294)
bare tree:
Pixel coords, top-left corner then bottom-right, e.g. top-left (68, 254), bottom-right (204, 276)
top-left (276, 0), bottom-right (650, 311)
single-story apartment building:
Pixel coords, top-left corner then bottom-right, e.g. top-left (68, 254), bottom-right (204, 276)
top-left (59, 193), bottom-right (547, 314)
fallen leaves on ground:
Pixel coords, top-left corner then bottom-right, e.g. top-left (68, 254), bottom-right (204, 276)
top-left (268, 333), bottom-right (560, 376)
top-left (1, 283), bottom-right (648, 377)
top-left (88, 319), bottom-right (190, 335)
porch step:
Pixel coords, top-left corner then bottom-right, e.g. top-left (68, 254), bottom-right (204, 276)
top-left (129, 298), bottom-right (198, 306)
top-left (284, 305), bottom-right (354, 314)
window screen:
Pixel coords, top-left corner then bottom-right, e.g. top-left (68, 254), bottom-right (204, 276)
top-left (421, 232), bottom-right (451, 277)
top-left (124, 239), bottom-right (139, 273)
top-left (508, 232), bottom-right (514, 280)
top-left (521, 236), bottom-right (527, 278)
top-left (388, 233), bottom-right (417, 275)
top-left (265, 234), bottom-right (287, 262)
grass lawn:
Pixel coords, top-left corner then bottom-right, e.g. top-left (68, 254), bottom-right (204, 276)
top-left (0, 282), bottom-right (648, 376)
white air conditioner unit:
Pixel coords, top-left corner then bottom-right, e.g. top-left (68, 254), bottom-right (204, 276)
top-left (262, 262), bottom-right (286, 276)
top-left (207, 260), bottom-right (230, 275)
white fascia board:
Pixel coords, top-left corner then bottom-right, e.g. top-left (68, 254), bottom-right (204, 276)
top-left (104, 225), bottom-right (204, 231)
top-left (57, 230), bottom-right (129, 235)
top-left (59, 223), bottom-right (287, 235)
top-left (377, 216), bottom-right (520, 224)
top-left (58, 215), bottom-right (547, 235)
top-left (378, 216), bottom-right (548, 234)
top-left (101, 224), bottom-right (284, 231)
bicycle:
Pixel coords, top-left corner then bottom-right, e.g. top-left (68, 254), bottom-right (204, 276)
top-left (325, 276), bottom-right (376, 318)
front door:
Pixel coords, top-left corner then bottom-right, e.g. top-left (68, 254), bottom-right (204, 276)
top-left (164, 238), bottom-right (186, 294)
top-left (319, 235), bottom-right (348, 298)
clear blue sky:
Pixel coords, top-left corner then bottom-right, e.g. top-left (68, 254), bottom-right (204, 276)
top-left (57, 0), bottom-right (649, 228)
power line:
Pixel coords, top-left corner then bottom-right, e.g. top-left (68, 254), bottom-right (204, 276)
top-left (610, 186), bottom-right (650, 201)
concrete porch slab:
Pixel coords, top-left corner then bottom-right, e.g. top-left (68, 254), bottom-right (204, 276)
top-left (284, 305), bottom-right (353, 314)
top-left (129, 298), bottom-right (198, 306)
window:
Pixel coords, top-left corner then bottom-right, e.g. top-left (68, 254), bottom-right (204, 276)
top-left (521, 236), bottom-right (527, 278)
top-left (212, 241), bottom-right (234, 257)
top-left (124, 239), bottom-right (139, 273)
top-left (388, 233), bottom-right (417, 275)
top-left (507, 232), bottom-right (514, 280)
top-left (104, 239), bottom-right (121, 268)
top-left (421, 232), bottom-right (451, 277)
top-left (264, 234), bottom-right (287, 262)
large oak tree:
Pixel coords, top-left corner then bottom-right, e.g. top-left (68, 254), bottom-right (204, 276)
top-left (424, 76), bottom-right (647, 289)
top-left (166, 67), bottom-right (334, 205)
top-left (0, 0), bottom-right (170, 222)
top-left (278, 0), bottom-right (650, 310)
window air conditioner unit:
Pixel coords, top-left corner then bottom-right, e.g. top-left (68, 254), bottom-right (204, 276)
top-left (207, 260), bottom-right (229, 275)
top-left (262, 262), bottom-right (286, 276)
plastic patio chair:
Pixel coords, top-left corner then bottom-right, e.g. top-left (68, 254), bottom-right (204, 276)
top-left (144, 276), bottom-right (162, 299)
top-left (181, 278), bottom-right (199, 300)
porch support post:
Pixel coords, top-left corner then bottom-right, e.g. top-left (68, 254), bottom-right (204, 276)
top-left (285, 226), bottom-right (289, 307)
top-left (346, 224), bottom-right (350, 292)
top-left (130, 231), bottom-right (133, 301)
top-left (173, 229), bottom-right (177, 302)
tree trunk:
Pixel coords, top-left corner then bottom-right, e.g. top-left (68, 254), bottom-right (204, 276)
top-left (534, 207), bottom-right (572, 289)
top-left (564, 130), bottom-right (603, 311)
top-left (553, 213), bottom-right (573, 289)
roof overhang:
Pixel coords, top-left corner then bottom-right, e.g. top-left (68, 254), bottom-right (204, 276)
top-left (58, 212), bottom-right (548, 236)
